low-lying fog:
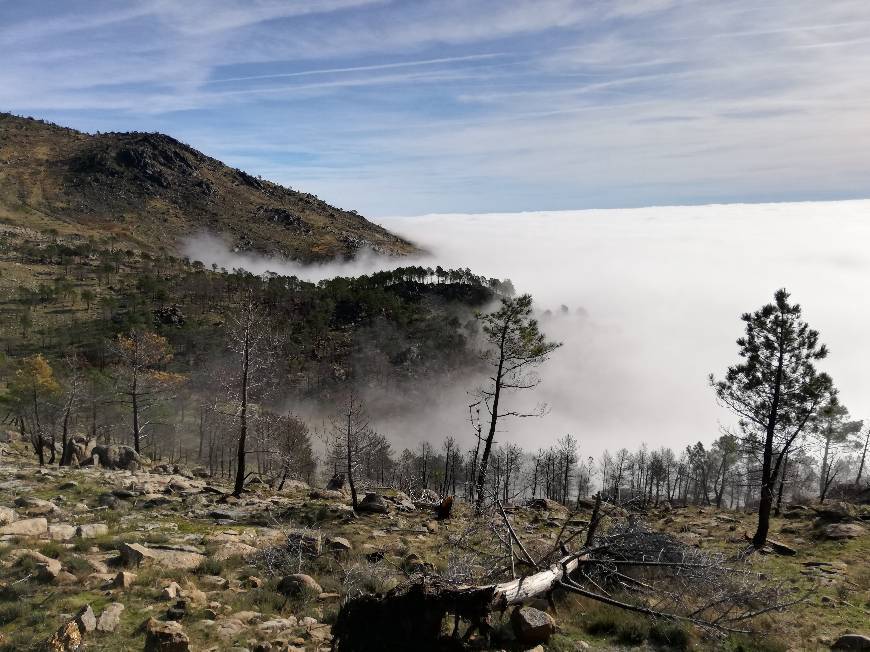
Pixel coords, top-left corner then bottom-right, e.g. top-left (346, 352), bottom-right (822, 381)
top-left (185, 199), bottom-right (870, 458)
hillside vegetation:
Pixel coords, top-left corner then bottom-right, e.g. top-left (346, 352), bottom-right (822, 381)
top-left (0, 113), bottom-right (416, 261)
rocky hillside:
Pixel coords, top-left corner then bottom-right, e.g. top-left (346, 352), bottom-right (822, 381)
top-left (0, 113), bottom-right (417, 261)
top-left (0, 440), bottom-right (867, 651)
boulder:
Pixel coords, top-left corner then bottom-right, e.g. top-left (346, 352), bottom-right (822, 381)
top-left (357, 493), bottom-right (389, 514)
top-left (118, 542), bottom-right (206, 570)
top-left (143, 617), bottom-right (190, 652)
top-left (113, 570), bottom-right (137, 588)
top-left (76, 605), bottom-right (97, 633)
top-left (823, 523), bottom-right (866, 540)
top-left (832, 634), bottom-right (870, 650)
top-left (277, 574), bottom-right (322, 597)
top-left (88, 444), bottom-right (143, 471)
top-left (14, 496), bottom-right (58, 516)
top-left (77, 523), bottom-right (109, 538)
top-left (161, 581), bottom-right (182, 600)
top-left (326, 536), bottom-right (352, 553)
top-left (48, 523), bottom-right (77, 541)
top-left (511, 606), bottom-right (556, 645)
top-left (96, 602), bottom-right (125, 633)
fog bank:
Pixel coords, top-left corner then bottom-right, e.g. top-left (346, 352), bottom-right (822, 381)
top-left (186, 200), bottom-right (870, 458)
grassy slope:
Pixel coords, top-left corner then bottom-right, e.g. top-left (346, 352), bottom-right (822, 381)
top-left (0, 113), bottom-right (417, 262)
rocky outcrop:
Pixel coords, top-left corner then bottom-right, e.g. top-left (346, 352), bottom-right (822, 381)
top-left (118, 542), bottom-right (205, 570)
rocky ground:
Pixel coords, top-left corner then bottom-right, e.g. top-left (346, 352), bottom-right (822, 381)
top-left (0, 441), bottom-right (867, 652)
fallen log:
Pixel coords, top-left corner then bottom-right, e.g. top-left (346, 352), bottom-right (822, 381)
top-left (332, 553), bottom-right (585, 651)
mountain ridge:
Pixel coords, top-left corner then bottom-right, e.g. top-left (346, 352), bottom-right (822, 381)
top-left (0, 112), bottom-right (417, 261)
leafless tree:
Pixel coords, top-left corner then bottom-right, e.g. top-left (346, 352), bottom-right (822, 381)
top-left (324, 392), bottom-right (377, 510)
top-left (224, 296), bottom-right (280, 496)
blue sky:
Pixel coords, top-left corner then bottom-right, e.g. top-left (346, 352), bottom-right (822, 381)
top-left (2, 0), bottom-right (870, 216)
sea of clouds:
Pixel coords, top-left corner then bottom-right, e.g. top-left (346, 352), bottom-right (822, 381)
top-left (185, 200), bottom-right (870, 458)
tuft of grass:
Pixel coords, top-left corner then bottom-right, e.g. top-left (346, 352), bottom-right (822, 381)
top-left (0, 602), bottom-right (25, 625)
top-left (649, 622), bottom-right (692, 650)
top-left (195, 557), bottom-right (224, 577)
top-left (726, 634), bottom-right (789, 652)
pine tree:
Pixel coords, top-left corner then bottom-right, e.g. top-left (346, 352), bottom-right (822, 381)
top-left (711, 289), bottom-right (833, 548)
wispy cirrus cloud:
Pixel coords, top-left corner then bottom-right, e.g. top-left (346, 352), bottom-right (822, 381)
top-left (1, 0), bottom-right (869, 214)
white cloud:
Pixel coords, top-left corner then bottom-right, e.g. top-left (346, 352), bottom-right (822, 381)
top-left (184, 200), bottom-right (870, 458)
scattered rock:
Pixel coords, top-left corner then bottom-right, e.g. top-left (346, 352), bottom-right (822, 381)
top-left (143, 617), bottom-right (190, 651)
top-left (0, 516), bottom-right (48, 536)
top-left (96, 602), bottom-right (125, 632)
top-left (511, 606), bottom-right (556, 645)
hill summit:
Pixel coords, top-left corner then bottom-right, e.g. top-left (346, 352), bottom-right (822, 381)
top-left (0, 113), bottom-right (416, 261)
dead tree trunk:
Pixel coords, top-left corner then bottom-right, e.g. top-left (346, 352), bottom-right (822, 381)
top-left (332, 555), bottom-right (584, 652)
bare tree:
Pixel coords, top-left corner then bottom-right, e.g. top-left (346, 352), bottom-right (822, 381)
top-left (473, 294), bottom-right (560, 513)
top-left (325, 393), bottom-right (377, 510)
top-left (811, 398), bottom-right (862, 502)
top-left (224, 297), bottom-right (279, 497)
top-left (111, 330), bottom-right (182, 453)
